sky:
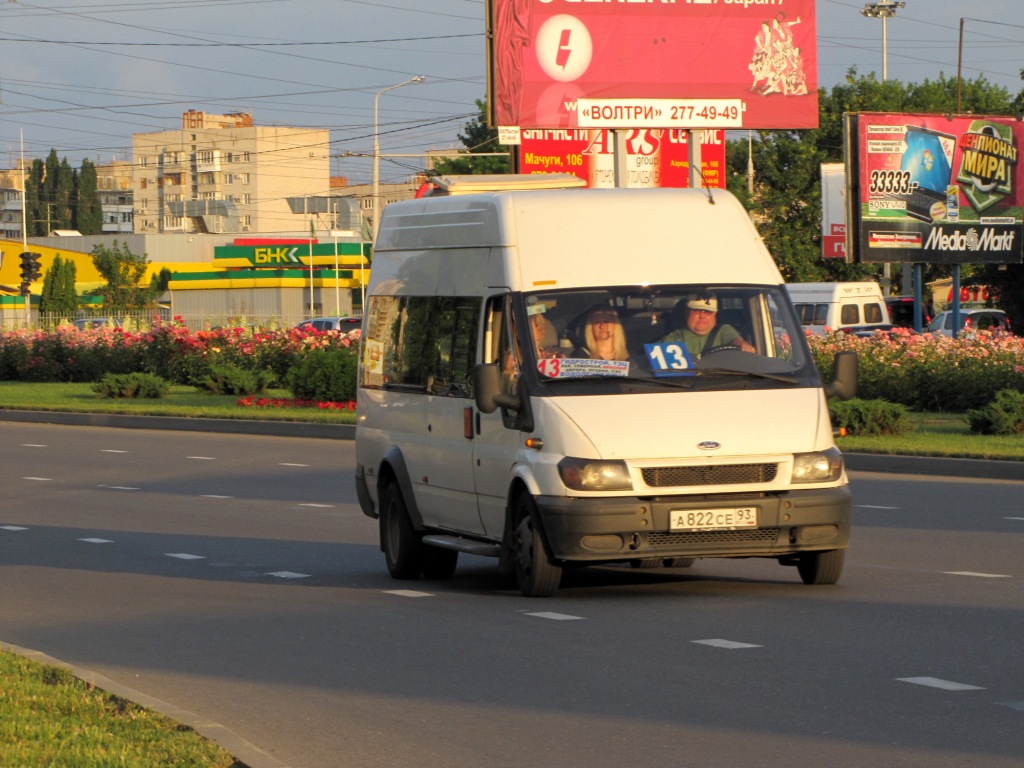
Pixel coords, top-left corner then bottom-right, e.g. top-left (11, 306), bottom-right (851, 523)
top-left (0, 0), bottom-right (1021, 188)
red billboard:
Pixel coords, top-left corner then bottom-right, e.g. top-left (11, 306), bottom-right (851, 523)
top-left (488, 0), bottom-right (818, 130)
top-left (518, 128), bottom-right (725, 188)
top-left (849, 113), bottom-right (1023, 264)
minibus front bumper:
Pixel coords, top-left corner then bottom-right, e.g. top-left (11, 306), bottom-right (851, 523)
top-left (532, 486), bottom-right (851, 562)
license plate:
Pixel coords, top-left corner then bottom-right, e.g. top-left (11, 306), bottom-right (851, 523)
top-left (670, 507), bottom-right (758, 531)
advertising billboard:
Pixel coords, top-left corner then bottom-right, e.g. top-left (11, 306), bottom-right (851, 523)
top-left (487, 0), bottom-right (818, 131)
top-left (820, 163), bottom-right (846, 259)
top-left (518, 128), bottom-right (726, 189)
top-left (849, 112), bottom-right (1022, 265)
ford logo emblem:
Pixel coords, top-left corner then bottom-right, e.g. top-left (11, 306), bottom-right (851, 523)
top-left (697, 441), bottom-right (721, 451)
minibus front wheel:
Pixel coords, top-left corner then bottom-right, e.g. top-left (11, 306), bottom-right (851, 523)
top-left (796, 549), bottom-right (845, 585)
top-left (511, 494), bottom-right (562, 598)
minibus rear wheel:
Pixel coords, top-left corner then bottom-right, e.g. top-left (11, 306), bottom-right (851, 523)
top-left (380, 482), bottom-right (425, 579)
top-left (512, 494), bottom-right (562, 598)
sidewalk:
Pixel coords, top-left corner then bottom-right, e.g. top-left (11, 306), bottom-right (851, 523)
top-left (3, 408), bottom-right (1023, 481)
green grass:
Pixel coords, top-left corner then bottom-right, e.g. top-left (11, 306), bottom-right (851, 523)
top-left (0, 382), bottom-right (357, 425)
top-left (836, 411), bottom-right (1024, 461)
top-left (0, 649), bottom-right (241, 768)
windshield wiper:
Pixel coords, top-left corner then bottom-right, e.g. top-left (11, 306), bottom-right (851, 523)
top-left (694, 367), bottom-right (799, 384)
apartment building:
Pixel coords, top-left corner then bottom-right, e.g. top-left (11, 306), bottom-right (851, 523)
top-left (95, 159), bottom-right (134, 234)
top-left (132, 110), bottom-right (330, 235)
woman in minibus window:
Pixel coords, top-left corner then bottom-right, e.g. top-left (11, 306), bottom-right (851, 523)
top-left (575, 306), bottom-right (630, 362)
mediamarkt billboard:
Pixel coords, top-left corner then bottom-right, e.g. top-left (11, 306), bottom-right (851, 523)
top-left (849, 112), bottom-right (1023, 265)
top-left (518, 128), bottom-right (726, 188)
top-left (488, 0), bottom-right (818, 130)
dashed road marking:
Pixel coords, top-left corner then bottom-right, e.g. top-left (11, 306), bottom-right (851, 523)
top-left (2, 526), bottom-right (29, 531)
top-left (265, 571), bottom-right (311, 579)
top-left (165, 553), bottom-right (205, 560)
top-left (187, 456), bottom-right (217, 460)
top-left (525, 612), bottom-right (584, 621)
top-left (102, 449), bottom-right (127, 453)
top-left (944, 571), bottom-right (1011, 578)
top-left (693, 639), bottom-right (763, 649)
top-left (996, 701), bottom-right (1024, 711)
top-left (385, 590), bottom-right (433, 598)
top-left (201, 495), bottom-right (234, 499)
top-left (23, 477), bottom-right (52, 482)
top-left (299, 503), bottom-right (333, 508)
top-left (1006, 517), bottom-right (1024, 522)
top-left (21, 444), bottom-right (47, 448)
top-left (897, 677), bottom-right (984, 691)
top-left (855, 504), bottom-right (901, 509)
top-left (79, 538), bottom-right (113, 544)
top-left (279, 463), bottom-right (309, 467)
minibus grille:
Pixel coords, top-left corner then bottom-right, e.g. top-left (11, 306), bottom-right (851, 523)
top-left (649, 529), bottom-right (780, 546)
top-left (641, 463), bottom-right (778, 487)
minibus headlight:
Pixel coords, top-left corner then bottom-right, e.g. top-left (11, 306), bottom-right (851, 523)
top-left (791, 447), bottom-right (844, 483)
top-left (558, 458), bottom-right (633, 491)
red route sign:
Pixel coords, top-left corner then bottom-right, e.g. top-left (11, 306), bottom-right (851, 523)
top-left (488, 0), bottom-right (818, 130)
top-left (518, 128), bottom-right (726, 188)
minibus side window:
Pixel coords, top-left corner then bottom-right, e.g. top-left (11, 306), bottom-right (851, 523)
top-left (840, 303), bottom-right (860, 325)
top-left (484, 295), bottom-right (521, 401)
top-left (864, 302), bottom-right (883, 323)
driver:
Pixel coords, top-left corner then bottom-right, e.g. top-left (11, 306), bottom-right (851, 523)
top-left (662, 293), bottom-right (754, 359)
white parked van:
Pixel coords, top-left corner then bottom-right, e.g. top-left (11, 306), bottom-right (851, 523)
top-left (355, 186), bottom-right (857, 597)
top-left (785, 281), bottom-right (890, 334)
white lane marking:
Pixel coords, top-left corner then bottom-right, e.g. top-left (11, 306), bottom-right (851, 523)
top-left (299, 503), bottom-right (333, 508)
top-left (265, 571), bottom-right (311, 579)
top-left (201, 495), bottom-right (234, 499)
top-left (101, 449), bottom-right (127, 453)
top-left (109, 486), bottom-right (140, 491)
top-left (897, 677), bottom-right (984, 691)
top-left (22, 444), bottom-right (47, 448)
top-left (165, 553), bottom-right (205, 560)
top-left (23, 477), bottom-right (52, 481)
top-left (526, 612), bottom-right (584, 621)
top-left (944, 571), bottom-right (1011, 578)
top-left (385, 590), bottom-right (433, 598)
top-left (187, 456), bottom-right (216, 460)
top-left (996, 701), bottom-right (1024, 711)
top-left (693, 639), bottom-right (763, 649)
top-left (2, 526), bottom-right (29, 531)
top-left (279, 462), bottom-right (309, 467)
top-left (855, 504), bottom-right (901, 510)
top-left (79, 538), bottom-right (113, 544)
top-left (1006, 517), bottom-right (1024, 521)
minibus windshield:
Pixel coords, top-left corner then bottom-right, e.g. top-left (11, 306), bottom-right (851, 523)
top-left (520, 285), bottom-right (815, 387)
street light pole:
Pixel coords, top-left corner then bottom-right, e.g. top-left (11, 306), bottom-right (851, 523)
top-left (861, 0), bottom-right (905, 297)
top-left (860, 1), bottom-right (904, 84)
top-left (372, 76), bottom-right (425, 244)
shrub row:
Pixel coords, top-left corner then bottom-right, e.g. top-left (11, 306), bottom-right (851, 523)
top-left (0, 321), bottom-right (361, 403)
top-left (808, 329), bottom-right (1024, 412)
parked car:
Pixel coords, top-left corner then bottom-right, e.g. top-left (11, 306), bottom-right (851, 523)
top-left (294, 316), bottom-right (362, 332)
top-left (927, 309), bottom-right (1011, 337)
top-left (72, 317), bottom-right (121, 330)
top-left (885, 296), bottom-right (932, 329)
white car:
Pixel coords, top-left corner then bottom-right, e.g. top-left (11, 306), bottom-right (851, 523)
top-left (927, 309), bottom-right (1010, 337)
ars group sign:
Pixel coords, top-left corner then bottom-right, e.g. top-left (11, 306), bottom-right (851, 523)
top-left (488, 0), bottom-right (818, 130)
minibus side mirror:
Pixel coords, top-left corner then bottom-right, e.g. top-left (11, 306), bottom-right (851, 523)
top-left (825, 350), bottom-right (857, 401)
top-left (473, 363), bottom-right (521, 414)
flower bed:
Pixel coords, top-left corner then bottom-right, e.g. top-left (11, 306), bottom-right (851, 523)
top-left (808, 328), bottom-right (1024, 412)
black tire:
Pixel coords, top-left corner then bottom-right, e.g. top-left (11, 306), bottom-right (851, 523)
top-left (512, 495), bottom-right (562, 598)
top-left (421, 546), bottom-right (458, 580)
top-left (797, 549), bottom-right (845, 585)
top-left (664, 557), bottom-right (695, 568)
top-left (379, 482), bottom-right (425, 580)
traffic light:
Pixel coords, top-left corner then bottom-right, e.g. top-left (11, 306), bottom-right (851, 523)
top-left (18, 251), bottom-right (41, 283)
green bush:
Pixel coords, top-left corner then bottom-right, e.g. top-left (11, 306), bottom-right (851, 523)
top-left (91, 372), bottom-right (169, 399)
top-left (829, 398), bottom-right (911, 436)
top-left (195, 362), bottom-right (275, 396)
top-left (967, 389), bottom-right (1024, 435)
top-left (285, 347), bottom-right (357, 402)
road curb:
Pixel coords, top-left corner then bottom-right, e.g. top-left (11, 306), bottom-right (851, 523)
top-left (0, 640), bottom-right (291, 768)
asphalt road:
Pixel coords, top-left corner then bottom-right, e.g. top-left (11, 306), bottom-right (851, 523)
top-left (2, 422), bottom-right (1023, 768)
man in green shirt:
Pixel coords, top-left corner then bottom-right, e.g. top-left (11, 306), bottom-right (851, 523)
top-left (662, 294), bottom-right (754, 360)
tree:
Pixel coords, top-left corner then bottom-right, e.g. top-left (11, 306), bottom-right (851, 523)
top-left (90, 240), bottom-right (150, 315)
top-left (430, 99), bottom-right (511, 176)
top-left (76, 159), bottom-right (103, 235)
top-left (39, 256), bottom-right (78, 319)
top-left (25, 159), bottom-right (45, 237)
